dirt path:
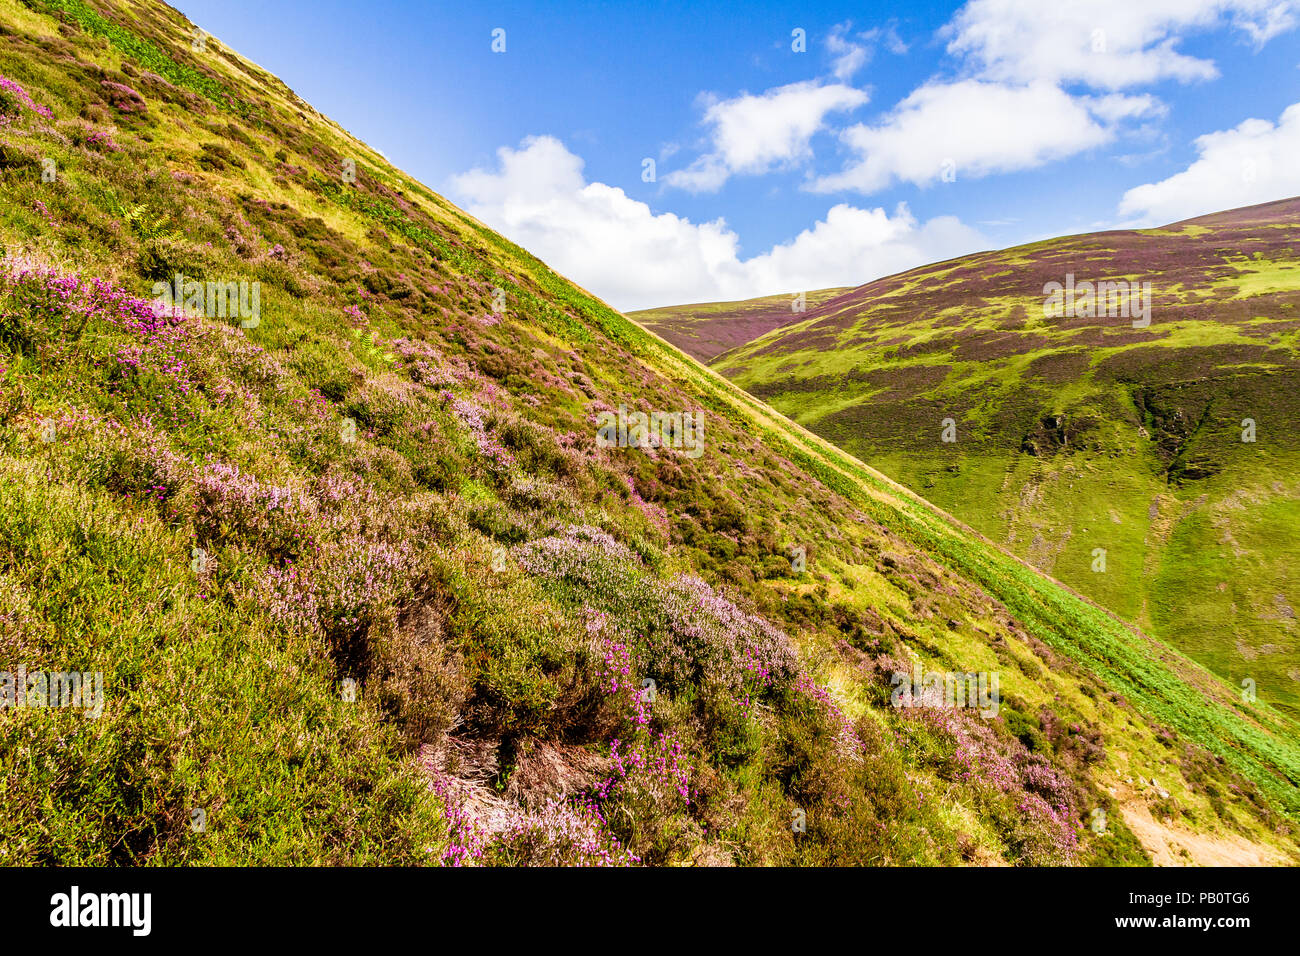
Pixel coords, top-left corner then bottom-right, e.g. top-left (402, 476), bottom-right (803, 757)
top-left (1119, 798), bottom-right (1291, 866)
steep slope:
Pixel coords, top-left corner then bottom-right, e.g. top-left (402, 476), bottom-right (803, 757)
top-left (0, 0), bottom-right (1297, 866)
top-left (644, 201), bottom-right (1300, 719)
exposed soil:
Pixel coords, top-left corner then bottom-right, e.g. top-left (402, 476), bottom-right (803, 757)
top-left (1118, 791), bottom-right (1292, 866)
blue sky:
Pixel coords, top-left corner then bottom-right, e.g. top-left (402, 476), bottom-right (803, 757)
top-left (176, 0), bottom-right (1300, 310)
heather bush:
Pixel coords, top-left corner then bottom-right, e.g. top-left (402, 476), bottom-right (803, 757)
top-left (391, 335), bottom-right (472, 388)
top-left (99, 79), bottom-right (147, 114)
top-left (0, 461), bottom-right (441, 864)
top-left (286, 339), bottom-right (360, 401)
top-left (344, 375), bottom-right (416, 438)
top-left (515, 526), bottom-right (802, 717)
top-left (510, 526), bottom-right (877, 861)
top-left (443, 389), bottom-right (516, 477)
top-left (426, 756), bottom-right (637, 867)
top-left (999, 793), bottom-right (1080, 866)
top-left (273, 534), bottom-right (416, 652)
top-left (0, 74), bottom-right (53, 122)
top-left (136, 238), bottom-right (209, 283)
top-left (0, 140), bottom-right (40, 173)
top-left (488, 798), bottom-right (639, 866)
top-left (898, 701), bottom-right (1082, 865)
top-left (0, 261), bottom-right (89, 352)
top-left (370, 601), bottom-right (468, 750)
top-left (448, 562), bottom-right (605, 741)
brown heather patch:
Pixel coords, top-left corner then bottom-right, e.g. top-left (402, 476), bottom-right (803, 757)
top-left (949, 329), bottom-right (1051, 363)
top-left (849, 362), bottom-right (952, 396)
top-left (1093, 344), bottom-right (1283, 384)
top-left (820, 395), bottom-right (970, 450)
top-left (1025, 349), bottom-right (1092, 384)
top-left (1062, 328), bottom-right (1173, 349)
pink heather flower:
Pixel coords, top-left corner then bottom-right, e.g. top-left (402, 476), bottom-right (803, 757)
top-left (84, 128), bottom-right (121, 151)
top-left (1, 258), bottom-right (203, 401)
top-left (442, 391), bottom-right (516, 472)
top-left (0, 75), bottom-right (53, 120)
top-left (99, 80), bottom-right (147, 113)
top-left (31, 200), bottom-right (57, 228)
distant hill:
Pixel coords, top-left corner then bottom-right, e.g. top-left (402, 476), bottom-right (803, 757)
top-left (629, 287), bottom-right (851, 362)
top-left (640, 199), bottom-right (1300, 718)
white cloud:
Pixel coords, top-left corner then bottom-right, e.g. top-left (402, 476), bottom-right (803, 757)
top-left (1119, 101), bottom-right (1300, 223)
top-left (1082, 92), bottom-right (1168, 123)
top-left (944, 0), bottom-right (1298, 90)
top-left (804, 0), bottom-right (1299, 197)
top-left (450, 136), bottom-right (987, 311)
top-left (656, 0), bottom-right (1298, 203)
top-left (828, 31), bottom-right (869, 81)
top-left (1234, 1), bottom-right (1300, 43)
top-left (731, 201), bottom-right (984, 298)
top-left (828, 22), bottom-right (908, 80)
top-left (663, 81), bottom-right (868, 193)
top-left (810, 80), bottom-right (1135, 194)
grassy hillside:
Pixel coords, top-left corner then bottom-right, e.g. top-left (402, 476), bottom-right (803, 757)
top-left (645, 203), bottom-right (1300, 721)
top-left (0, 0), bottom-right (1297, 865)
